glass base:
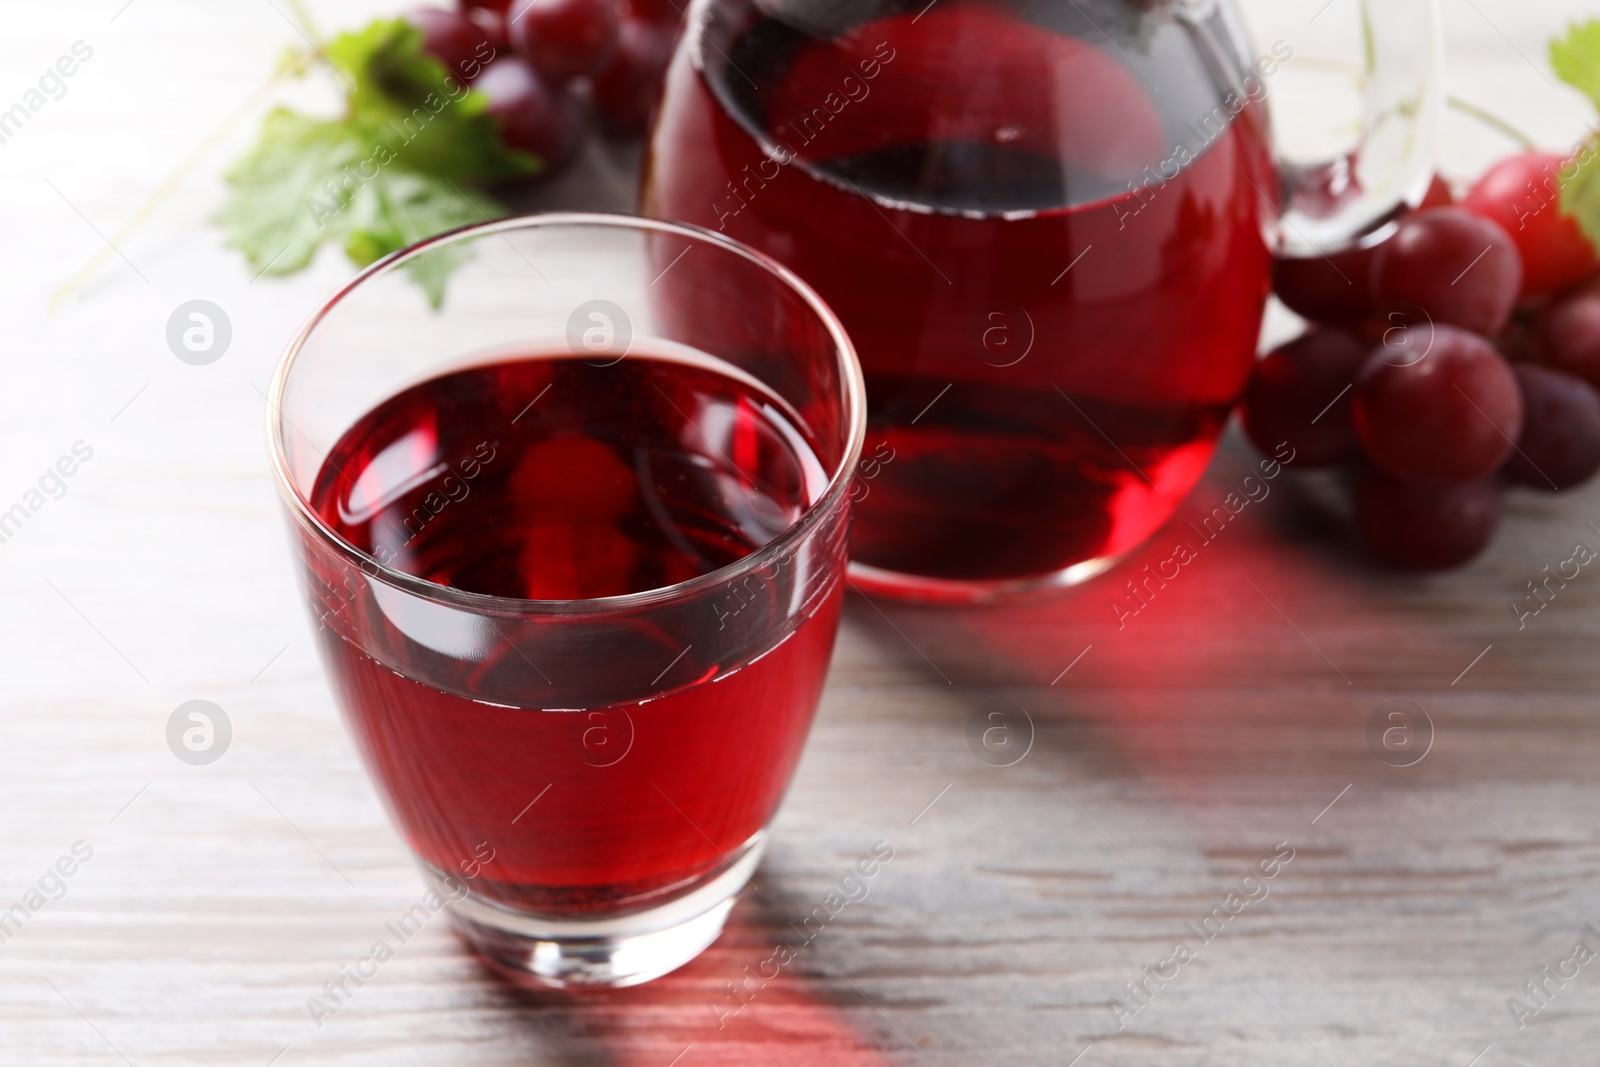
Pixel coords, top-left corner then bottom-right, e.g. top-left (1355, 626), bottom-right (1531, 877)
top-left (847, 552), bottom-right (1123, 605)
top-left (425, 835), bottom-right (765, 989)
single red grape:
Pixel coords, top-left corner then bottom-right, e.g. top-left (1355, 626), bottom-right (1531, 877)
top-left (1241, 330), bottom-right (1370, 467)
top-left (1273, 244), bottom-right (1380, 325)
top-left (592, 17), bottom-right (677, 133)
top-left (509, 0), bottom-right (622, 83)
top-left (1534, 281), bottom-right (1600, 390)
top-left (475, 57), bottom-right (584, 168)
top-left (1353, 466), bottom-right (1501, 570)
top-left (1371, 207), bottom-right (1523, 337)
top-left (1353, 324), bottom-right (1523, 484)
top-left (406, 7), bottom-right (494, 82)
top-left (460, 0), bottom-right (515, 12)
top-left (1462, 150), bottom-right (1599, 302)
top-left (1503, 364), bottom-right (1600, 490)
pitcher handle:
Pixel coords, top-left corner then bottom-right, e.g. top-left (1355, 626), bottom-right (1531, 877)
top-left (1275, 0), bottom-right (1446, 256)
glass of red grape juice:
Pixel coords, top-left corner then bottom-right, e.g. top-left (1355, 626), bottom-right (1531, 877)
top-left (266, 214), bottom-right (866, 988)
top-left (643, 0), bottom-right (1444, 601)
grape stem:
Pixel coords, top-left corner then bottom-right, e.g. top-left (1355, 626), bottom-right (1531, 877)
top-left (49, 0), bottom-right (328, 309)
top-left (284, 0), bottom-right (326, 48)
top-left (48, 69), bottom-right (289, 312)
top-left (1447, 95), bottom-right (1538, 150)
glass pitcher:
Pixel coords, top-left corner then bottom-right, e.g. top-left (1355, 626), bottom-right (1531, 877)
top-left (641, 0), bottom-right (1443, 602)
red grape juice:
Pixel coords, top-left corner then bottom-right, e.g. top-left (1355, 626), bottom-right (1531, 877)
top-left (643, 0), bottom-right (1278, 585)
top-left (302, 348), bottom-right (842, 916)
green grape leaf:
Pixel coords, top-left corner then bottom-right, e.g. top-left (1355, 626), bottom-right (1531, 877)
top-left (338, 168), bottom-right (500, 306)
top-left (217, 108), bottom-right (369, 278)
top-left (1552, 22), bottom-right (1600, 253)
top-left (216, 17), bottom-right (536, 303)
top-left (325, 18), bottom-right (539, 184)
top-left (1561, 153), bottom-right (1600, 254)
top-left (1552, 20), bottom-right (1600, 113)
top-left (217, 108), bottom-right (504, 306)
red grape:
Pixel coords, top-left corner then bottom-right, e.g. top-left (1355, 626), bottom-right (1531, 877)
top-left (1353, 324), bottom-right (1523, 484)
top-left (1273, 244), bottom-right (1380, 325)
top-left (1534, 281), bottom-right (1600, 389)
top-left (1272, 174), bottom-right (1453, 325)
top-left (460, 0), bottom-right (515, 12)
top-left (1353, 466), bottom-right (1500, 570)
top-left (406, 7), bottom-right (494, 82)
top-left (1371, 207), bottom-right (1523, 337)
top-left (508, 0), bottom-right (622, 83)
top-left (475, 57), bottom-right (584, 167)
top-left (1241, 330), bottom-right (1370, 467)
top-left (1462, 150), bottom-right (1599, 302)
top-left (592, 17), bottom-right (677, 134)
top-left (1503, 364), bottom-right (1600, 490)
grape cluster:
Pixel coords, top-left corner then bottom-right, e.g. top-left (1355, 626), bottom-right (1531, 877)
top-left (1245, 152), bottom-right (1600, 570)
top-left (408, 0), bottom-right (683, 172)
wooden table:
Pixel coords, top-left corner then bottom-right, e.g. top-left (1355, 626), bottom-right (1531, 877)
top-left (4, 1), bottom-right (1599, 1063)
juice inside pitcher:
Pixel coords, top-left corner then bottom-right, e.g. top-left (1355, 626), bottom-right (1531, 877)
top-left (643, 0), bottom-right (1279, 593)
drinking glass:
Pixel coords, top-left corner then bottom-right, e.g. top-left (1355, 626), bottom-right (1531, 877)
top-left (266, 214), bottom-right (865, 988)
top-left (642, 0), bottom-right (1444, 601)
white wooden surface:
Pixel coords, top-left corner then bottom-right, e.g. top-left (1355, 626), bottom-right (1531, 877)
top-left (3, 1), bottom-right (1600, 1064)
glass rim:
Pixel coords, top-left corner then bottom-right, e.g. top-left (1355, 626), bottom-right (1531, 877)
top-left (265, 211), bottom-right (867, 617)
